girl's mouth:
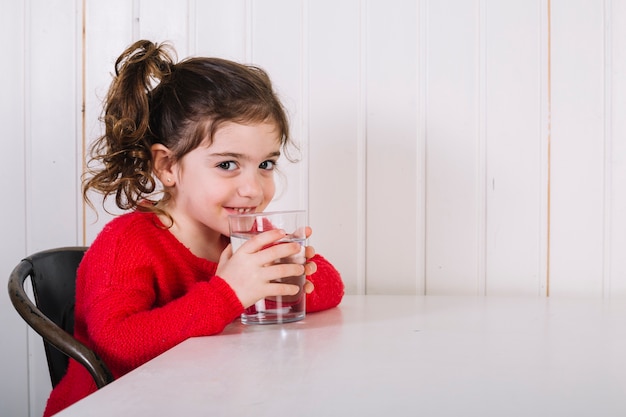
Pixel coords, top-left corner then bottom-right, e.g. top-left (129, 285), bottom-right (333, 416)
top-left (227, 207), bottom-right (255, 214)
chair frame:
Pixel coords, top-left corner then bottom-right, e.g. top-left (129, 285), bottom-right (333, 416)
top-left (8, 246), bottom-right (113, 389)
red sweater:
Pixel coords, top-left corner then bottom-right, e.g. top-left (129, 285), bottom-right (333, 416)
top-left (44, 211), bottom-right (344, 416)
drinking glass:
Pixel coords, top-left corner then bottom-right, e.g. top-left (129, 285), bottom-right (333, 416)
top-left (228, 210), bottom-right (307, 324)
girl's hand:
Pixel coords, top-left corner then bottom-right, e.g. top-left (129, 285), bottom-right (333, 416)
top-left (216, 229), bottom-right (306, 308)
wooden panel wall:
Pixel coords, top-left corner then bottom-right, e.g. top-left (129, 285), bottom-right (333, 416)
top-left (1, 2), bottom-right (29, 416)
top-left (3, 0), bottom-right (626, 415)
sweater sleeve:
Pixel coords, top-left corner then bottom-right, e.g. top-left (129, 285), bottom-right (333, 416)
top-left (305, 254), bottom-right (345, 313)
top-left (76, 224), bottom-right (244, 376)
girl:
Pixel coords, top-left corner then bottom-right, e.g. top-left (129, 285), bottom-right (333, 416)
top-left (44, 40), bottom-right (344, 416)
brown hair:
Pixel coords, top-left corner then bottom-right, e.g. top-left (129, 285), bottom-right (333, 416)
top-left (83, 40), bottom-right (292, 216)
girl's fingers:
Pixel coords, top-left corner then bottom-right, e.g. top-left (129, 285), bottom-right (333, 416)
top-left (255, 242), bottom-right (305, 267)
top-left (236, 230), bottom-right (305, 265)
top-left (305, 245), bottom-right (316, 260)
top-left (267, 282), bottom-right (301, 296)
top-left (265, 263), bottom-right (306, 281)
top-left (304, 260), bottom-right (317, 276)
top-left (237, 229), bottom-right (287, 253)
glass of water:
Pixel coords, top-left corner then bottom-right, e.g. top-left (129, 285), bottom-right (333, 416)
top-left (228, 210), bottom-right (307, 324)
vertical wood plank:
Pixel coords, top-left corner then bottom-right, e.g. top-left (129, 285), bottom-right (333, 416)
top-left (365, 0), bottom-right (420, 294)
top-left (425, 0), bottom-right (481, 294)
top-left (83, 0), bottom-right (134, 244)
top-left (484, 0), bottom-right (545, 295)
top-left (608, 0), bottom-right (626, 297)
top-left (195, 0), bottom-right (247, 60)
top-left (549, 0), bottom-right (605, 296)
top-left (28, 0), bottom-right (83, 414)
top-left (251, 0), bottom-right (307, 213)
top-left (0, 2), bottom-right (29, 416)
top-left (138, 0), bottom-right (190, 57)
top-left (28, 0), bottom-right (81, 251)
top-left (308, 0), bottom-right (362, 294)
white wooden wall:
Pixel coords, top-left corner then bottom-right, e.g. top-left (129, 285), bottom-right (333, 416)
top-left (3, 0), bottom-right (626, 415)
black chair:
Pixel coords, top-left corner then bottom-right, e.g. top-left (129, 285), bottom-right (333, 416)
top-left (8, 246), bottom-right (113, 388)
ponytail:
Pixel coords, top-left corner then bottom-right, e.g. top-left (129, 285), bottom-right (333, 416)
top-left (83, 40), bottom-right (175, 211)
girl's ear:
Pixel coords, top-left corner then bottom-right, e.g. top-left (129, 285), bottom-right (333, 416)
top-left (151, 144), bottom-right (176, 186)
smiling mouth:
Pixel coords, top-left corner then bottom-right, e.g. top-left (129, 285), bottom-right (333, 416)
top-left (228, 207), bottom-right (255, 214)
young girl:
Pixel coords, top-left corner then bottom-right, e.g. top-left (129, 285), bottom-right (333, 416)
top-left (44, 40), bottom-right (344, 416)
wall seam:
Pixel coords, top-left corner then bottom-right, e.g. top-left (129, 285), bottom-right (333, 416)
top-left (23, 0), bottom-right (33, 414)
top-left (188, 0), bottom-right (197, 56)
top-left (245, 0), bottom-right (253, 62)
top-left (357, 0), bottom-right (367, 295)
top-left (417, 0), bottom-right (427, 295)
top-left (81, 0), bottom-right (87, 246)
top-left (477, 0), bottom-right (488, 296)
top-left (545, 0), bottom-right (552, 297)
top-left (301, 0), bottom-right (310, 214)
top-left (603, 0), bottom-right (613, 299)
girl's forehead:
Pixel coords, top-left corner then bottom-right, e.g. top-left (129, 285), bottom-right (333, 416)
top-left (205, 121), bottom-right (282, 148)
top-left (215, 120), bottom-right (280, 135)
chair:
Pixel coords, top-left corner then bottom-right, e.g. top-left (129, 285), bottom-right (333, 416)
top-left (8, 246), bottom-right (113, 389)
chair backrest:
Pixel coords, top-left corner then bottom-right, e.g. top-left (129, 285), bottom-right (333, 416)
top-left (8, 247), bottom-right (113, 388)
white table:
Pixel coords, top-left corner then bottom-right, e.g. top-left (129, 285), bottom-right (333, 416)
top-left (56, 295), bottom-right (626, 417)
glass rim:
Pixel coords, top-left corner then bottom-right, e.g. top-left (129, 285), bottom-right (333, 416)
top-left (227, 209), bottom-right (306, 219)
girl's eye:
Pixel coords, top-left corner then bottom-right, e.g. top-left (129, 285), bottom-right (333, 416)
top-left (217, 161), bottom-right (237, 171)
top-left (259, 160), bottom-right (276, 170)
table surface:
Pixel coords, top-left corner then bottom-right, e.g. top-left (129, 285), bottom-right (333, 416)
top-left (56, 295), bottom-right (626, 417)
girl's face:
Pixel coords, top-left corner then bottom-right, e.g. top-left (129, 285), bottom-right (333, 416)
top-left (168, 121), bottom-right (281, 244)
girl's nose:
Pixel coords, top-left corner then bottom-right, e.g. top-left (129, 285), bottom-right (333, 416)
top-left (237, 172), bottom-right (263, 199)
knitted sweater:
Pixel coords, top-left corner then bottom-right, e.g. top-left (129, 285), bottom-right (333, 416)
top-left (43, 211), bottom-right (344, 416)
